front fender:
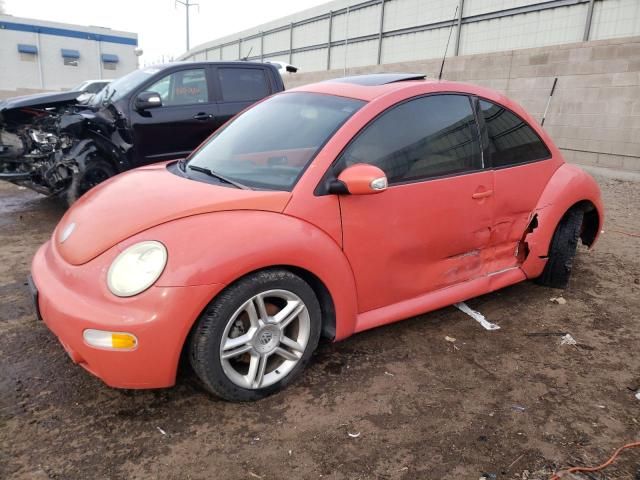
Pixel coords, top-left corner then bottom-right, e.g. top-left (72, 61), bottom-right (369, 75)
top-left (124, 210), bottom-right (360, 340)
top-left (522, 163), bottom-right (604, 278)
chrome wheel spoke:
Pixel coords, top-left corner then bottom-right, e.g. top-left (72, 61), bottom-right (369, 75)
top-left (221, 343), bottom-right (253, 359)
top-left (273, 346), bottom-right (299, 362)
top-left (223, 331), bottom-right (254, 352)
top-left (246, 353), bottom-right (268, 388)
top-left (253, 294), bottom-right (269, 323)
top-left (245, 300), bottom-right (261, 327)
top-left (280, 335), bottom-right (304, 353)
top-left (274, 300), bottom-right (304, 329)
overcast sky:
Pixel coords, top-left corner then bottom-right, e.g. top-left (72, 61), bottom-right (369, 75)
top-left (3, 0), bottom-right (328, 65)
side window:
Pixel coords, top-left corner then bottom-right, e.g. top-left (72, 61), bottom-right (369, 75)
top-left (146, 69), bottom-right (208, 107)
top-left (337, 95), bottom-right (481, 184)
top-left (218, 68), bottom-right (270, 102)
top-left (85, 82), bottom-right (107, 94)
top-left (479, 100), bottom-right (550, 167)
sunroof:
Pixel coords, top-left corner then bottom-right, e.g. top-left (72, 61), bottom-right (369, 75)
top-left (327, 73), bottom-right (426, 86)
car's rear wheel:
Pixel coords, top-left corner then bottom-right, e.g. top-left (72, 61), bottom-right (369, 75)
top-left (189, 269), bottom-right (321, 401)
top-left (535, 207), bottom-right (584, 289)
top-left (66, 157), bottom-right (115, 206)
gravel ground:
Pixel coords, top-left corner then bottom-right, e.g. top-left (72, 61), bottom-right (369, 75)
top-left (1, 174), bottom-right (638, 480)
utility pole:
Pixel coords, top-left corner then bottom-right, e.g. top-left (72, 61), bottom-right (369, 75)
top-left (176, 0), bottom-right (198, 52)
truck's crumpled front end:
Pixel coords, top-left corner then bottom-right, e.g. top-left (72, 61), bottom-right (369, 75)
top-left (0, 95), bottom-right (131, 203)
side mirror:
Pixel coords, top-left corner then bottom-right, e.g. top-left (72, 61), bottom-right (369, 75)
top-left (332, 163), bottom-right (388, 195)
top-left (135, 91), bottom-right (162, 111)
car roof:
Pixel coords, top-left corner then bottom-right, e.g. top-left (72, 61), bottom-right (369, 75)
top-left (289, 73), bottom-right (517, 106)
top-left (149, 61), bottom-right (276, 70)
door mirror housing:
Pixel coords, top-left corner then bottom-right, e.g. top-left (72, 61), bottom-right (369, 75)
top-left (135, 91), bottom-right (162, 111)
top-left (332, 163), bottom-right (388, 195)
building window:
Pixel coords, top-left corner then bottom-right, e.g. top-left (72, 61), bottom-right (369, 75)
top-left (61, 49), bottom-right (80, 67)
top-left (101, 53), bottom-right (119, 71)
top-left (18, 44), bottom-right (37, 62)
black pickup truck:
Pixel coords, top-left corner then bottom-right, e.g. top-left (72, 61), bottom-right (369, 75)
top-left (0, 61), bottom-right (284, 203)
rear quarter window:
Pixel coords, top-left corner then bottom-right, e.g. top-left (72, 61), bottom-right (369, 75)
top-left (479, 99), bottom-right (551, 168)
top-left (218, 68), bottom-right (270, 102)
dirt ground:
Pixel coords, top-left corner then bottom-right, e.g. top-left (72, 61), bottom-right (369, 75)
top-left (1, 174), bottom-right (638, 480)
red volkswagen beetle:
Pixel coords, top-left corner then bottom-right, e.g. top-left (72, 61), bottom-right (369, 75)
top-left (30, 74), bottom-right (603, 401)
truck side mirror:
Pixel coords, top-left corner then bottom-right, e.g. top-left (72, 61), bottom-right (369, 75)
top-left (135, 91), bottom-right (162, 111)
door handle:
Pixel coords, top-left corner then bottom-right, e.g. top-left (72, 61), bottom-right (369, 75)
top-left (472, 189), bottom-right (493, 199)
top-left (193, 113), bottom-right (213, 121)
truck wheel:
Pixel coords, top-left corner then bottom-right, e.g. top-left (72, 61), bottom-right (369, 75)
top-left (189, 269), bottom-right (322, 401)
top-left (535, 208), bottom-right (584, 289)
top-left (66, 158), bottom-right (115, 206)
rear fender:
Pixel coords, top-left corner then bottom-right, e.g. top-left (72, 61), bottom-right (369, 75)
top-left (123, 210), bottom-right (359, 340)
top-left (521, 163), bottom-right (604, 278)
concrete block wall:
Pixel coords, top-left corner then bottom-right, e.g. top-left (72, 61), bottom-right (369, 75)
top-left (284, 36), bottom-right (640, 172)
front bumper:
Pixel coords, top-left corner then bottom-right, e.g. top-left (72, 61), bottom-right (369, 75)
top-left (31, 240), bottom-right (222, 389)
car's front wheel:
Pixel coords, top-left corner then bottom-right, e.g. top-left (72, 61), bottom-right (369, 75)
top-left (67, 157), bottom-right (115, 206)
top-left (189, 269), bottom-right (321, 401)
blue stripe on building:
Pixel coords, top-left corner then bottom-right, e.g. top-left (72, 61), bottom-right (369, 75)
top-left (0, 21), bottom-right (138, 46)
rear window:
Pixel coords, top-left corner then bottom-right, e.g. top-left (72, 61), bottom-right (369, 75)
top-left (218, 68), bottom-right (270, 102)
top-left (479, 100), bottom-right (551, 167)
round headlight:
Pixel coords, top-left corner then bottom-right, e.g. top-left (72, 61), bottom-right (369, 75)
top-left (107, 241), bottom-right (167, 297)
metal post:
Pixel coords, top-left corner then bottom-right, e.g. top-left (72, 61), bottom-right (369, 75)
top-left (377, 0), bottom-right (385, 65)
top-left (186, 3), bottom-right (190, 50)
top-left (96, 39), bottom-right (103, 80)
top-left (454, 0), bottom-right (464, 56)
top-left (238, 38), bottom-right (242, 59)
top-left (260, 32), bottom-right (264, 62)
top-left (35, 30), bottom-right (44, 88)
top-left (289, 23), bottom-right (294, 64)
top-left (176, 0), bottom-right (198, 52)
top-left (327, 11), bottom-right (333, 70)
top-left (343, 6), bottom-right (350, 76)
top-left (583, 0), bottom-right (595, 41)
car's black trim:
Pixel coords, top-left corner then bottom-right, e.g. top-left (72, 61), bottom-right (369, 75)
top-left (27, 275), bottom-right (42, 322)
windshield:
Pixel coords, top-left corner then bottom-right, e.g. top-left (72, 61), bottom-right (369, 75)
top-left (71, 81), bottom-right (89, 91)
top-left (186, 92), bottom-right (365, 190)
top-left (90, 67), bottom-right (161, 106)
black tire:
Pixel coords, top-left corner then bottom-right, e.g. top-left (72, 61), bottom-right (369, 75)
top-left (189, 269), bottom-right (322, 401)
top-left (535, 208), bottom-right (584, 289)
top-left (66, 157), bottom-right (115, 206)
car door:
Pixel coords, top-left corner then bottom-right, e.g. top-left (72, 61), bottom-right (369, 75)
top-left (130, 67), bottom-right (219, 164)
top-left (212, 66), bottom-right (274, 131)
top-left (476, 98), bottom-right (557, 273)
top-left (336, 94), bottom-right (495, 313)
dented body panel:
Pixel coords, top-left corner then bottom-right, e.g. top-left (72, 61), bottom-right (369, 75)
top-left (521, 163), bottom-right (604, 278)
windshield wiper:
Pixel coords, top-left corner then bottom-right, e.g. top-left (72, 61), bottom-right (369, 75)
top-left (187, 164), bottom-right (249, 189)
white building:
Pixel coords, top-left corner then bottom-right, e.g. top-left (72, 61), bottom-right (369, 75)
top-left (178, 0), bottom-right (640, 73)
top-left (0, 15), bottom-right (138, 96)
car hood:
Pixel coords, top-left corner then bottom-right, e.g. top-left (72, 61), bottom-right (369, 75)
top-left (0, 90), bottom-right (81, 113)
top-left (55, 163), bottom-right (291, 265)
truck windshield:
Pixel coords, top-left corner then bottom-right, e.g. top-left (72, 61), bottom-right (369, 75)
top-left (89, 67), bottom-right (160, 107)
top-left (185, 92), bottom-right (365, 191)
